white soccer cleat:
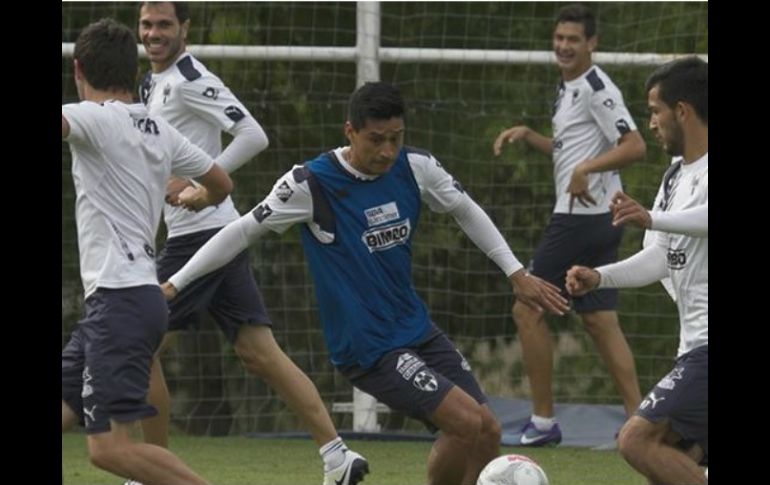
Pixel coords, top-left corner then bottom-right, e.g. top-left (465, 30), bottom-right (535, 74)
top-left (323, 449), bottom-right (369, 485)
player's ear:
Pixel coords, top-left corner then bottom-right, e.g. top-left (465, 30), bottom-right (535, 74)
top-left (344, 121), bottom-right (355, 142)
top-left (180, 19), bottom-right (190, 41)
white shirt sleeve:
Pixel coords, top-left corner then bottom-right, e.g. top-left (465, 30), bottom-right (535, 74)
top-left (180, 74), bottom-right (254, 132)
top-left (408, 151), bottom-right (465, 213)
top-left (650, 203), bottom-right (708, 237)
top-left (159, 118), bottom-right (215, 179)
top-left (597, 240), bottom-right (668, 289)
top-left (448, 195), bottom-right (524, 277)
top-left (588, 83), bottom-right (637, 145)
top-left (216, 116), bottom-right (269, 173)
top-left (169, 166), bottom-right (313, 291)
top-left (62, 102), bottom-right (105, 148)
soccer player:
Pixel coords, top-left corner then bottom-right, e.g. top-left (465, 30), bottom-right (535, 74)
top-left (492, 3), bottom-right (646, 446)
top-left (61, 18), bottom-right (233, 485)
top-left (137, 3), bottom-right (366, 483)
top-left (161, 81), bottom-right (570, 485)
top-left (566, 56), bottom-right (708, 484)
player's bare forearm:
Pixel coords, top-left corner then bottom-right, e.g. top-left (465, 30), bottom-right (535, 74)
top-left (509, 269), bottom-right (569, 315)
top-left (577, 130), bottom-right (646, 175)
top-left (493, 125), bottom-right (552, 157)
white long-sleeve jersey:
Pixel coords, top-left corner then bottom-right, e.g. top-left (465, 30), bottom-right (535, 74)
top-left (599, 153), bottom-right (708, 356)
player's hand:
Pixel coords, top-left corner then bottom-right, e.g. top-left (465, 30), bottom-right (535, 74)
top-left (160, 281), bottom-right (178, 300)
top-left (509, 269), bottom-right (569, 316)
top-left (165, 176), bottom-right (194, 205)
top-left (609, 191), bottom-right (651, 228)
top-left (177, 186), bottom-right (211, 212)
top-left (567, 165), bottom-right (596, 212)
top-left (493, 126), bottom-right (531, 156)
top-left (565, 265), bottom-right (600, 297)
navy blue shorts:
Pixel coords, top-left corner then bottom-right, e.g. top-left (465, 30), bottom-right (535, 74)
top-left (637, 345), bottom-right (708, 458)
top-left (61, 285), bottom-right (166, 434)
top-left (530, 212), bottom-right (623, 313)
top-left (157, 228), bottom-right (271, 343)
top-left (341, 326), bottom-right (487, 433)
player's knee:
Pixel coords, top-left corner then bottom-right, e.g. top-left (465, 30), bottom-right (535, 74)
top-left (618, 419), bottom-right (650, 461)
top-left (88, 444), bottom-right (123, 473)
top-left (444, 403), bottom-right (483, 444)
top-left (512, 301), bottom-right (543, 329)
top-left (480, 411), bottom-right (502, 446)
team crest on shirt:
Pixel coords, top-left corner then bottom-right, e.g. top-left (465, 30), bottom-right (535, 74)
top-left (412, 370), bottom-right (438, 392)
top-left (163, 84), bottom-right (171, 104)
top-left (364, 202), bottom-right (400, 226)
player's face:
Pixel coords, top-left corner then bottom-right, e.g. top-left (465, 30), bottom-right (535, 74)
top-left (345, 117), bottom-right (405, 176)
top-left (648, 85), bottom-right (685, 156)
top-left (553, 22), bottom-right (596, 81)
top-left (139, 2), bottom-right (189, 73)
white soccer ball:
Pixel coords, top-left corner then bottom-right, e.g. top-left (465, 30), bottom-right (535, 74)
top-left (476, 454), bottom-right (549, 485)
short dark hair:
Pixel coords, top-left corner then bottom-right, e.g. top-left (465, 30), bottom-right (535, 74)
top-left (142, 2), bottom-right (190, 23)
top-left (555, 4), bottom-right (597, 39)
top-left (73, 18), bottom-right (137, 93)
top-left (347, 82), bottom-right (405, 130)
top-left (646, 57), bottom-right (708, 124)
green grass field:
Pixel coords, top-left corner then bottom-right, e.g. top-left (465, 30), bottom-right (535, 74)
top-left (63, 431), bottom-right (646, 484)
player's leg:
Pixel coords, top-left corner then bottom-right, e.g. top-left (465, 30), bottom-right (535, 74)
top-left (618, 417), bottom-right (705, 484)
top-left (576, 212), bottom-right (640, 418)
top-left (420, 328), bottom-right (501, 482)
top-left (580, 309), bottom-right (641, 417)
top-left (619, 346), bottom-right (707, 484)
top-left (143, 230), bottom-right (225, 448)
top-left (88, 420), bottom-right (209, 485)
top-left (210, 250), bottom-right (367, 484)
top-left (232, 324), bottom-right (337, 445)
top-left (512, 301), bottom-right (554, 418)
top-left (140, 331), bottom-right (179, 448)
top-left (427, 386), bottom-right (484, 485)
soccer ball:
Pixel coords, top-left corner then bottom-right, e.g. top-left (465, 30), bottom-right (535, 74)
top-left (476, 454), bottom-right (549, 485)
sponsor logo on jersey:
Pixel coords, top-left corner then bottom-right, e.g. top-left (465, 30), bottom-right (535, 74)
top-left (603, 98), bottom-right (616, 110)
top-left (396, 352), bottom-right (424, 380)
top-left (553, 138), bottom-right (563, 151)
top-left (615, 118), bottom-right (631, 135)
top-left (667, 248), bottom-right (687, 270)
top-left (364, 202), bottom-right (400, 226)
top-left (252, 203), bottom-right (273, 223)
top-left (362, 219), bottom-right (411, 253)
top-left (202, 87), bottom-right (219, 100)
top-left (275, 180), bottom-right (293, 202)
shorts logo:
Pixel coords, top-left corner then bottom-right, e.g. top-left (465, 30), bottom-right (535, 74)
top-left (83, 405), bottom-right (97, 425)
top-left (640, 391), bottom-right (666, 410)
top-left (364, 202), bottom-right (400, 226)
top-left (362, 219), bottom-right (411, 253)
top-left (413, 370), bottom-right (438, 392)
top-left (657, 366), bottom-right (685, 390)
top-left (667, 249), bottom-right (687, 270)
top-left (396, 352), bottom-right (424, 381)
top-left (275, 181), bottom-right (294, 202)
top-left (457, 349), bottom-right (471, 371)
top-left (81, 367), bottom-right (94, 398)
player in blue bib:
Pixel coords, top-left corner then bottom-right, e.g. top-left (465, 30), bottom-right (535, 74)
top-left (164, 82), bottom-right (569, 485)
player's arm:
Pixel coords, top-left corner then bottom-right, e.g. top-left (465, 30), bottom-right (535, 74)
top-left (448, 196), bottom-right (569, 315)
top-left (178, 163), bottom-right (233, 210)
top-left (493, 125), bottom-right (552, 157)
top-left (610, 190), bottom-right (708, 237)
top-left (164, 168), bottom-right (312, 297)
top-left (411, 151), bottom-right (568, 315)
top-left (62, 115), bottom-right (70, 139)
top-left (566, 239), bottom-right (668, 297)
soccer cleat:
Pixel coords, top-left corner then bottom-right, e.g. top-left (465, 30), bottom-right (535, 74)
top-left (323, 449), bottom-right (370, 485)
top-left (501, 421), bottom-right (562, 447)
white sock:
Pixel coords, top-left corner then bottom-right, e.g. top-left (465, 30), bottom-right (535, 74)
top-left (319, 436), bottom-right (348, 472)
top-left (531, 414), bottom-right (557, 432)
